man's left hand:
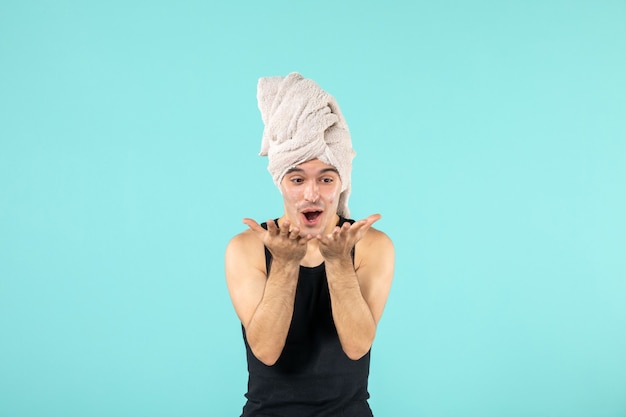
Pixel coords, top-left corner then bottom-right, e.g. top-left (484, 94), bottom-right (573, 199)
top-left (317, 214), bottom-right (381, 262)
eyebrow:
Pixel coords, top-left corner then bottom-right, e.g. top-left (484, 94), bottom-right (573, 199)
top-left (285, 167), bottom-right (340, 175)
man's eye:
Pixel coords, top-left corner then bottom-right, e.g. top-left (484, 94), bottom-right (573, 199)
top-left (290, 178), bottom-right (303, 183)
top-left (321, 177), bottom-right (334, 183)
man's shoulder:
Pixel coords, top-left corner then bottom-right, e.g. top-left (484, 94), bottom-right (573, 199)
top-left (226, 229), bottom-right (264, 257)
top-left (354, 225), bottom-right (394, 281)
top-left (356, 226), bottom-right (394, 259)
top-left (225, 228), bottom-right (267, 277)
top-left (364, 226), bottom-right (393, 246)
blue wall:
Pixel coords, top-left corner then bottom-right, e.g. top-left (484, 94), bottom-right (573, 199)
top-left (1, 1), bottom-right (625, 416)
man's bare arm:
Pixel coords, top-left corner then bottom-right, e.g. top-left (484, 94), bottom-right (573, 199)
top-left (318, 215), bottom-right (395, 360)
top-left (225, 219), bottom-right (311, 366)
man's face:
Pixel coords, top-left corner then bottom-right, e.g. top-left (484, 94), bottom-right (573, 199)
top-left (280, 159), bottom-right (342, 236)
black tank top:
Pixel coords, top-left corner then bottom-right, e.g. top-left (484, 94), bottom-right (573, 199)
top-left (240, 217), bottom-right (373, 417)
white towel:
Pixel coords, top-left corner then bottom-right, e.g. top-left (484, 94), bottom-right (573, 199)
top-left (257, 72), bottom-right (355, 217)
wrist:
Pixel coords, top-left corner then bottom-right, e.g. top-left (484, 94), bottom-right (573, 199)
top-left (324, 255), bottom-right (353, 271)
top-left (270, 256), bottom-right (302, 271)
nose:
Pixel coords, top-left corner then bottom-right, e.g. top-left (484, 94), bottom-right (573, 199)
top-left (303, 181), bottom-right (319, 202)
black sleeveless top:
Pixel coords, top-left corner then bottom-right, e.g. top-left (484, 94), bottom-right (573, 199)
top-left (240, 217), bottom-right (373, 417)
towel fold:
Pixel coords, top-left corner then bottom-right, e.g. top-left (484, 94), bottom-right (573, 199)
top-left (257, 72), bottom-right (355, 217)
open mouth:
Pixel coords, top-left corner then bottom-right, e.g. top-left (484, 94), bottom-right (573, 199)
top-left (302, 210), bottom-right (323, 225)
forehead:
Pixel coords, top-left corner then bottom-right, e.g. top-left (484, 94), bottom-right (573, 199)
top-left (285, 159), bottom-right (339, 175)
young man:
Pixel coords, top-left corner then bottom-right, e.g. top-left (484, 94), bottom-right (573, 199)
top-left (225, 73), bottom-right (394, 417)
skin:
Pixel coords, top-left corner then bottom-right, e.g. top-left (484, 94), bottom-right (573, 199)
top-left (225, 159), bottom-right (395, 365)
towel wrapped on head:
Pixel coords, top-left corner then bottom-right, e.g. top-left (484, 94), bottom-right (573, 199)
top-left (257, 72), bottom-right (355, 217)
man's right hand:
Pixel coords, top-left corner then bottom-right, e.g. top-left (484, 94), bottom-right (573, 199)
top-left (243, 218), bottom-right (313, 263)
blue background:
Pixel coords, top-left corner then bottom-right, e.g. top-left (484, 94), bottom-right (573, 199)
top-left (1, 1), bottom-right (625, 416)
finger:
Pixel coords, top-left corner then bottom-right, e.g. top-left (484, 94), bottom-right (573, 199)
top-left (353, 214), bottom-right (382, 233)
top-left (321, 226), bottom-right (340, 241)
top-left (365, 213), bottom-right (382, 226)
top-left (243, 218), bottom-right (265, 233)
top-left (289, 227), bottom-right (301, 239)
top-left (266, 219), bottom-right (279, 235)
top-left (279, 220), bottom-right (291, 237)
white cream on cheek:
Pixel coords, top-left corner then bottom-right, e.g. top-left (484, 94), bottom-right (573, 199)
top-left (279, 182), bottom-right (305, 229)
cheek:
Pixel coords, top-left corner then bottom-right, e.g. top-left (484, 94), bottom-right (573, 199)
top-left (322, 188), bottom-right (340, 204)
top-left (281, 186), bottom-right (301, 205)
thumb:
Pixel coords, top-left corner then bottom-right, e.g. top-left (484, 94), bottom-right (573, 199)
top-left (242, 218), bottom-right (265, 233)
